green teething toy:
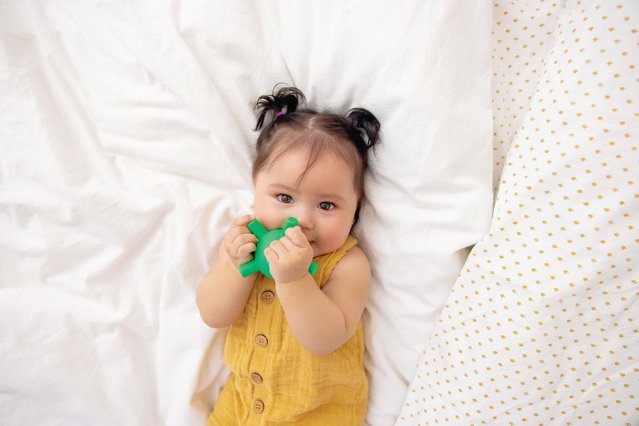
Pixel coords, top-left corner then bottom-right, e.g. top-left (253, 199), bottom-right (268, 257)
top-left (239, 217), bottom-right (318, 279)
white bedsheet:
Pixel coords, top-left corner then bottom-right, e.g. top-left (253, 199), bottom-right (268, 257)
top-left (0, 1), bottom-right (493, 424)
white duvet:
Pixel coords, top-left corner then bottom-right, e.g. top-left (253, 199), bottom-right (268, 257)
top-left (399, 1), bottom-right (639, 424)
top-left (1, 1), bottom-right (493, 425)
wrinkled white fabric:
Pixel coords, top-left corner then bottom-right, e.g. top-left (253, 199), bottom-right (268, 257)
top-left (0, 1), bottom-right (492, 424)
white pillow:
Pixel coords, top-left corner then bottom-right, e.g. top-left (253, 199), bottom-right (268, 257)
top-left (266, 2), bottom-right (493, 423)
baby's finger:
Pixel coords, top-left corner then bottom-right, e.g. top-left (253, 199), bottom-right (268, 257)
top-left (232, 236), bottom-right (256, 256)
top-left (225, 226), bottom-right (246, 245)
top-left (226, 233), bottom-right (255, 259)
top-left (237, 242), bottom-right (257, 260)
top-left (225, 229), bottom-right (248, 251)
top-left (268, 239), bottom-right (288, 256)
top-left (264, 247), bottom-right (278, 263)
top-left (234, 233), bottom-right (257, 246)
top-left (285, 226), bottom-right (309, 248)
top-left (279, 235), bottom-right (298, 253)
top-left (230, 214), bottom-right (255, 228)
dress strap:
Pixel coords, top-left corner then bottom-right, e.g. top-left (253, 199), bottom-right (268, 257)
top-left (314, 235), bottom-right (358, 288)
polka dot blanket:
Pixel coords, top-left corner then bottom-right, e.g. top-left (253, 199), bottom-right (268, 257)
top-left (398, 1), bottom-right (638, 424)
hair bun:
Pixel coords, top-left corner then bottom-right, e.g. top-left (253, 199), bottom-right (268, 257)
top-left (345, 108), bottom-right (381, 150)
top-left (254, 86), bottom-right (306, 131)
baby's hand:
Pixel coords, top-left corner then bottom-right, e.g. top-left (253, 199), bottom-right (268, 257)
top-left (223, 214), bottom-right (257, 268)
top-left (264, 226), bottom-right (313, 284)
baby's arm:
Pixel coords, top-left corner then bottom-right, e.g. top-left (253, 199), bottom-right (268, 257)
top-left (196, 215), bottom-right (257, 328)
top-left (269, 229), bottom-right (371, 355)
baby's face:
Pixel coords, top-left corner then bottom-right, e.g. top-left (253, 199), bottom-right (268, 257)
top-left (253, 146), bottom-right (359, 257)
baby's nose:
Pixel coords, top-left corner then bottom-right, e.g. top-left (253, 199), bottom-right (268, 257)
top-left (296, 209), bottom-right (314, 230)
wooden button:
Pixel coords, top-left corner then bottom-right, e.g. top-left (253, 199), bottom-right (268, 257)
top-left (255, 334), bottom-right (268, 347)
top-left (253, 399), bottom-right (264, 414)
top-left (261, 290), bottom-right (275, 304)
top-left (250, 372), bottom-right (263, 384)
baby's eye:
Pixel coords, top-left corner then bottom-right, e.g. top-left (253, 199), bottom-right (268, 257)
top-left (318, 201), bottom-right (335, 211)
top-left (276, 194), bottom-right (293, 204)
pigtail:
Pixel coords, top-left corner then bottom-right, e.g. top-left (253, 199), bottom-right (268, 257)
top-left (345, 108), bottom-right (381, 151)
top-left (254, 86), bottom-right (306, 131)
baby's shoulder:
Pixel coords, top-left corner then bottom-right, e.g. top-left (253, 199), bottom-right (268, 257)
top-left (330, 245), bottom-right (371, 282)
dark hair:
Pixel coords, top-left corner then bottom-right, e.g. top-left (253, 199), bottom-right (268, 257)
top-left (252, 85), bottom-right (381, 222)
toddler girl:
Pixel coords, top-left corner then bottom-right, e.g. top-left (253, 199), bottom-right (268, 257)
top-left (196, 86), bottom-right (380, 425)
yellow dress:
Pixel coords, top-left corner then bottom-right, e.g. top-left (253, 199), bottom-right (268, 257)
top-left (208, 235), bottom-right (367, 425)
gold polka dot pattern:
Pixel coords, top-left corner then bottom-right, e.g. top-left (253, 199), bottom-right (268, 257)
top-left (492, 1), bottom-right (565, 191)
top-left (398, 1), bottom-right (638, 424)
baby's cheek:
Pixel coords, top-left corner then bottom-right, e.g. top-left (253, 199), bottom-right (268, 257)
top-left (325, 231), bottom-right (349, 253)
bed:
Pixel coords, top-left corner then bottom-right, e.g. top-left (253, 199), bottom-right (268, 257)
top-left (0, 1), bottom-right (636, 425)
